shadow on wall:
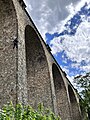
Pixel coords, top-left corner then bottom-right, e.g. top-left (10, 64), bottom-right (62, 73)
top-left (25, 25), bottom-right (53, 109)
top-left (52, 63), bottom-right (71, 120)
top-left (68, 85), bottom-right (81, 120)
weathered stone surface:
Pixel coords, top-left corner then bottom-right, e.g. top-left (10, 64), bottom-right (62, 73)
top-left (52, 64), bottom-right (71, 120)
top-left (0, 0), bottom-right (17, 107)
top-left (68, 85), bottom-right (81, 120)
top-left (0, 0), bottom-right (82, 120)
top-left (25, 25), bottom-right (53, 109)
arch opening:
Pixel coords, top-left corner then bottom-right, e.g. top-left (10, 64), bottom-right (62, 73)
top-left (52, 64), bottom-right (71, 120)
top-left (25, 25), bottom-right (52, 109)
top-left (68, 85), bottom-right (81, 120)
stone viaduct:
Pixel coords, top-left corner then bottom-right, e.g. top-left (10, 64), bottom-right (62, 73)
top-left (0, 0), bottom-right (82, 120)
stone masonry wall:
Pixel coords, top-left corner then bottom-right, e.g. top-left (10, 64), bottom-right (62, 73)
top-left (0, 0), bottom-right (17, 107)
top-left (52, 64), bottom-right (71, 120)
top-left (25, 25), bottom-right (53, 109)
top-left (0, 0), bottom-right (82, 120)
top-left (12, 0), bottom-right (53, 109)
top-left (68, 85), bottom-right (81, 120)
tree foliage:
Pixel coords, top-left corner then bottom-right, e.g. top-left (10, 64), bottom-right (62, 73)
top-left (0, 102), bottom-right (61, 120)
top-left (74, 72), bottom-right (90, 119)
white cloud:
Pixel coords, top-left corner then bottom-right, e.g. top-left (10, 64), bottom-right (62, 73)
top-left (67, 75), bottom-right (74, 84)
top-left (24, 0), bottom-right (90, 77)
top-left (76, 0), bottom-right (90, 11)
top-left (50, 20), bottom-right (90, 73)
top-left (24, 0), bottom-right (79, 39)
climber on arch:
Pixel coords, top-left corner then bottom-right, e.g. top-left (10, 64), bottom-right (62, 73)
top-left (13, 38), bottom-right (18, 49)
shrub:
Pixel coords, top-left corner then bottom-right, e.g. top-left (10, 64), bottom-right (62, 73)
top-left (0, 102), bottom-right (61, 120)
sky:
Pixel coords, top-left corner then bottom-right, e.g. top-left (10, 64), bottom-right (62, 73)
top-left (24, 0), bottom-right (90, 81)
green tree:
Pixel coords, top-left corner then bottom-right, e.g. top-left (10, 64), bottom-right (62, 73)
top-left (0, 102), bottom-right (61, 120)
top-left (74, 72), bottom-right (90, 119)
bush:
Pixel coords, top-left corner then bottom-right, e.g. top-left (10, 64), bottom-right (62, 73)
top-left (0, 102), bottom-right (61, 120)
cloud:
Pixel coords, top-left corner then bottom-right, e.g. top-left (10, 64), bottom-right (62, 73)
top-left (24, 0), bottom-right (90, 77)
top-left (50, 20), bottom-right (90, 74)
top-left (24, 0), bottom-right (79, 39)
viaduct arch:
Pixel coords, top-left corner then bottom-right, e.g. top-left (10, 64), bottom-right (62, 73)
top-left (68, 85), bottom-right (81, 120)
top-left (0, 0), bottom-right (82, 119)
top-left (52, 63), bottom-right (71, 120)
top-left (25, 25), bottom-right (53, 109)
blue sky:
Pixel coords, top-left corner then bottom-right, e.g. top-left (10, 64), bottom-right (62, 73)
top-left (24, 0), bottom-right (90, 81)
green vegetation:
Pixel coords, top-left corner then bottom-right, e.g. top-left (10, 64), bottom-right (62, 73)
top-left (74, 72), bottom-right (90, 119)
top-left (0, 102), bottom-right (61, 120)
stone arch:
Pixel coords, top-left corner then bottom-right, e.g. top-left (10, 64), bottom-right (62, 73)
top-left (52, 63), bottom-right (71, 120)
top-left (0, 0), bottom-right (17, 107)
top-left (68, 85), bottom-right (81, 120)
top-left (25, 25), bottom-right (52, 109)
